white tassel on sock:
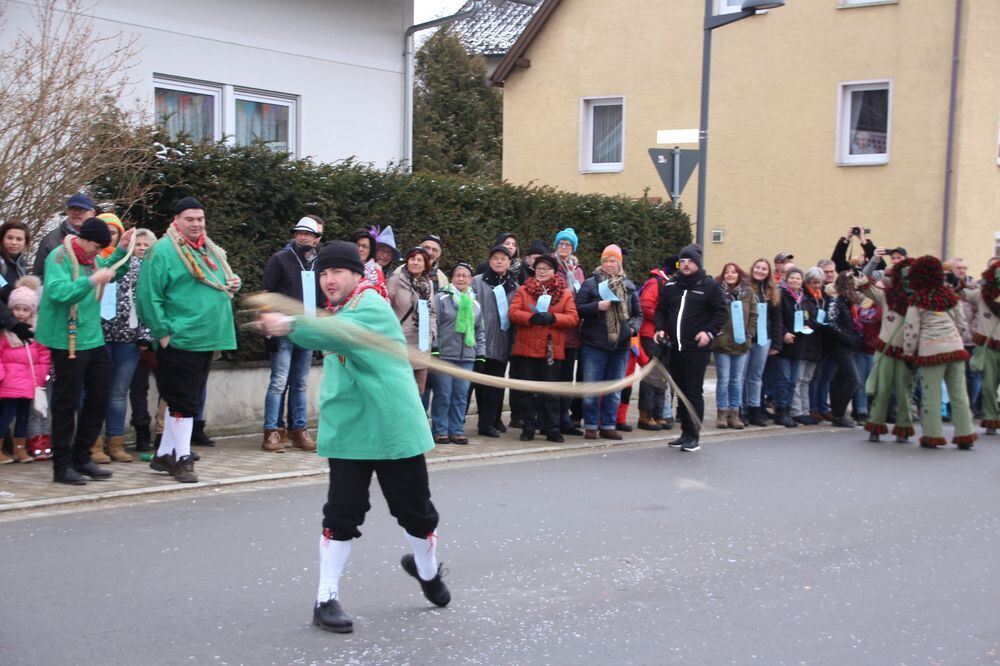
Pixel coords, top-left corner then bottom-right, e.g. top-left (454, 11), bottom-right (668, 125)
top-left (171, 415), bottom-right (194, 459)
top-left (156, 415), bottom-right (174, 457)
top-left (317, 533), bottom-right (352, 603)
top-left (405, 531), bottom-right (439, 581)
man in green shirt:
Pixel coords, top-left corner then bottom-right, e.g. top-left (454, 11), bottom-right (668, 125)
top-left (257, 241), bottom-right (450, 634)
top-left (38, 217), bottom-right (134, 485)
top-left (135, 197), bottom-right (240, 483)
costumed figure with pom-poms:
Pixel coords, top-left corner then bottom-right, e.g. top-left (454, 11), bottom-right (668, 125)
top-left (900, 255), bottom-right (976, 449)
top-left (958, 260), bottom-right (1000, 435)
top-left (860, 258), bottom-right (917, 442)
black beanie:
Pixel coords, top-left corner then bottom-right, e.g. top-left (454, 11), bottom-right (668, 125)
top-left (526, 240), bottom-right (548, 257)
top-left (315, 240), bottom-right (364, 275)
top-left (678, 244), bottom-right (703, 268)
top-left (174, 196), bottom-right (205, 215)
top-left (78, 217), bottom-right (112, 248)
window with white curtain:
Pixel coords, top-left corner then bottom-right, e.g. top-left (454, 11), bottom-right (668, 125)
top-left (235, 91), bottom-right (295, 154)
top-left (581, 97), bottom-right (625, 172)
top-left (154, 77), bottom-right (222, 144)
top-left (837, 80), bottom-right (891, 166)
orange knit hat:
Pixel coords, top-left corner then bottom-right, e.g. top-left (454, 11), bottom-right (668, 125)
top-left (601, 244), bottom-right (623, 265)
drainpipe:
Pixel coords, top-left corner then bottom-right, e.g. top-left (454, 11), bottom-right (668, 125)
top-left (941, 0), bottom-right (963, 258)
top-left (402, 1), bottom-right (484, 171)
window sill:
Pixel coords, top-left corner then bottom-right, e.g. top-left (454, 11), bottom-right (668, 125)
top-left (580, 165), bottom-right (624, 174)
top-left (837, 0), bottom-right (898, 9)
top-left (836, 159), bottom-right (889, 167)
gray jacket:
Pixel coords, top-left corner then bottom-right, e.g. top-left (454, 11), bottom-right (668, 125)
top-left (33, 220), bottom-right (79, 280)
top-left (472, 274), bottom-right (514, 362)
top-left (435, 288), bottom-right (486, 362)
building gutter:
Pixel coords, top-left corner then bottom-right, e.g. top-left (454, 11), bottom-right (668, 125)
top-left (941, 0), bottom-right (964, 258)
top-left (402, 1), bottom-right (484, 171)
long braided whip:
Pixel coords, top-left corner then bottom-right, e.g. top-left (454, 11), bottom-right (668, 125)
top-left (243, 292), bottom-right (701, 430)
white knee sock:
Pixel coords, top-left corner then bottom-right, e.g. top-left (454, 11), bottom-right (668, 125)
top-left (156, 416), bottom-right (175, 457)
top-left (317, 534), bottom-right (352, 603)
top-left (405, 531), bottom-right (439, 581)
top-left (171, 416), bottom-right (194, 459)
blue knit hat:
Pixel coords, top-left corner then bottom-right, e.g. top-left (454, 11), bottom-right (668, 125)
top-left (554, 227), bottom-right (578, 251)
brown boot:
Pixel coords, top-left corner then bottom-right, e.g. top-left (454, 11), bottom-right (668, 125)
top-left (727, 409), bottom-right (745, 430)
top-left (584, 429), bottom-right (598, 440)
top-left (288, 428), bottom-right (316, 451)
top-left (716, 412), bottom-right (728, 429)
top-left (0, 442), bottom-right (13, 464)
top-left (106, 435), bottom-right (132, 462)
top-left (90, 436), bottom-right (111, 464)
top-left (637, 410), bottom-right (663, 431)
top-left (12, 437), bottom-right (33, 463)
top-left (278, 427), bottom-right (290, 445)
top-left (261, 429), bottom-right (285, 452)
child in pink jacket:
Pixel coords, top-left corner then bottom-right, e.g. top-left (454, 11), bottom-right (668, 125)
top-left (0, 277), bottom-right (51, 464)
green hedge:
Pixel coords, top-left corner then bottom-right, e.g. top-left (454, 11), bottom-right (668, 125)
top-left (90, 138), bottom-right (691, 360)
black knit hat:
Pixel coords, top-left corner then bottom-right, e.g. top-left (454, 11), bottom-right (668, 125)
top-left (533, 254), bottom-right (559, 272)
top-left (678, 244), bottom-right (703, 268)
top-left (526, 240), bottom-right (548, 257)
top-left (173, 196), bottom-right (205, 215)
top-left (315, 240), bottom-right (364, 275)
top-left (78, 217), bottom-right (112, 248)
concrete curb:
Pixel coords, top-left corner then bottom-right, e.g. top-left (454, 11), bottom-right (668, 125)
top-left (0, 425), bottom-right (798, 515)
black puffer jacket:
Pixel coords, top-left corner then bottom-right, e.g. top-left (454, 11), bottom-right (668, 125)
top-left (654, 270), bottom-right (728, 353)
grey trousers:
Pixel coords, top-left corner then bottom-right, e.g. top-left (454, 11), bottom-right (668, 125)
top-left (791, 360), bottom-right (817, 417)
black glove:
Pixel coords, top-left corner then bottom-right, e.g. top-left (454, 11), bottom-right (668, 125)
top-left (264, 335), bottom-right (280, 353)
top-left (529, 312), bottom-right (556, 326)
top-left (11, 322), bottom-right (33, 342)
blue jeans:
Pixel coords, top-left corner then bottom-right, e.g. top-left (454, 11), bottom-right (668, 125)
top-left (853, 351), bottom-right (874, 415)
top-left (0, 398), bottom-right (30, 438)
top-left (429, 360), bottom-right (473, 436)
top-left (812, 355), bottom-right (836, 414)
top-left (264, 336), bottom-right (312, 430)
top-left (715, 352), bottom-right (749, 410)
top-left (773, 357), bottom-right (801, 409)
top-left (581, 346), bottom-right (628, 430)
top-left (744, 341), bottom-right (770, 408)
top-left (104, 342), bottom-right (141, 436)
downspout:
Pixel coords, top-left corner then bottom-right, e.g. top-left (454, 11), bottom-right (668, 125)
top-left (941, 0), bottom-right (963, 258)
top-left (402, 1), bottom-right (484, 171)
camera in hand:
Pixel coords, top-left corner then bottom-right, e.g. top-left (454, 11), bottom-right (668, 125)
top-left (850, 227), bottom-right (872, 236)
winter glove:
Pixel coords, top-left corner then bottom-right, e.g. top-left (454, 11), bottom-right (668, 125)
top-left (11, 322), bottom-right (33, 342)
top-left (474, 358), bottom-right (487, 373)
top-left (264, 335), bottom-right (280, 353)
top-left (529, 312), bottom-right (556, 326)
top-left (431, 348), bottom-right (440, 356)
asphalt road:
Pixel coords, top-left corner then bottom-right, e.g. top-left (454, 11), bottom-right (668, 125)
top-left (2, 429), bottom-right (999, 665)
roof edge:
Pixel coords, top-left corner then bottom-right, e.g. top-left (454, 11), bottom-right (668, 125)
top-left (488, 0), bottom-right (562, 87)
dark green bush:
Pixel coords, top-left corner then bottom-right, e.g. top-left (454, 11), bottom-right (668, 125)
top-left (90, 137), bottom-right (691, 360)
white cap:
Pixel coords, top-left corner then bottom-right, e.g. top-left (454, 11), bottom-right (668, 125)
top-left (292, 216), bottom-right (321, 236)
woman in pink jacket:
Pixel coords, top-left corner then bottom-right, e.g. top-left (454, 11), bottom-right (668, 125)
top-left (0, 277), bottom-right (51, 464)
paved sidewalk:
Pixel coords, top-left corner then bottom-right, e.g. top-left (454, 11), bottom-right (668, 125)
top-left (0, 381), bottom-right (790, 513)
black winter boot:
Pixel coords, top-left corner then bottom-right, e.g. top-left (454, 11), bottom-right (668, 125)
top-left (192, 420), bottom-right (215, 447)
top-left (774, 407), bottom-right (798, 428)
top-left (134, 423), bottom-right (152, 452)
top-left (748, 406), bottom-right (768, 427)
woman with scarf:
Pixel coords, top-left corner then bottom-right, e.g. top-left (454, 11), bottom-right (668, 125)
top-left (0, 221), bottom-right (33, 341)
top-left (859, 259), bottom-right (916, 442)
top-left (745, 258), bottom-right (783, 426)
top-left (961, 261), bottom-right (1000, 435)
top-left (773, 266), bottom-right (807, 427)
top-left (793, 267), bottom-right (825, 426)
top-left (471, 246), bottom-right (518, 437)
top-left (901, 256), bottom-right (975, 448)
top-left (91, 227), bottom-right (155, 464)
top-left (822, 271), bottom-right (862, 428)
top-left (553, 228), bottom-right (586, 433)
top-left (712, 263), bottom-right (758, 429)
top-left (575, 244), bottom-right (642, 440)
top-left (429, 263), bottom-right (485, 445)
top-left (508, 254), bottom-right (580, 443)
top-left (350, 228), bottom-right (389, 300)
top-left (386, 247), bottom-right (437, 394)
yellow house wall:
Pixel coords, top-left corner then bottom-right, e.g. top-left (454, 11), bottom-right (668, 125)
top-left (501, 0), bottom-right (993, 273)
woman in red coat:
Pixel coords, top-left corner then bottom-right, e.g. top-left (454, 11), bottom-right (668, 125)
top-left (508, 255), bottom-right (580, 443)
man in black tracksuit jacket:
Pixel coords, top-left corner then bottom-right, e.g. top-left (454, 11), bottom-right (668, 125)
top-left (654, 244), bottom-right (728, 451)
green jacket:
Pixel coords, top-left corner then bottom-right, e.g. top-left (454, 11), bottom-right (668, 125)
top-left (36, 246), bottom-right (128, 351)
top-left (135, 238), bottom-right (238, 352)
top-left (288, 288), bottom-right (433, 460)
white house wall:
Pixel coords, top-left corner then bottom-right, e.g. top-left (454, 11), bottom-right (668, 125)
top-left (2, 0), bottom-right (414, 165)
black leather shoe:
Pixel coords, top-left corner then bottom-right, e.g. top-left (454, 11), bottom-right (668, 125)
top-left (494, 423), bottom-right (508, 433)
top-left (192, 420), bottom-right (216, 447)
top-left (478, 428), bottom-right (500, 438)
top-left (615, 422), bottom-right (634, 432)
top-left (400, 554), bottom-right (451, 607)
top-left (545, 430), bottom-right (564, 443)
top-left (174, 455), bottom-right (199, 483)
top-left (519, 428), bottom-right (535, 442)
top-left (150, 453), bottom-right (175, 474)
top-left (313, 599), bottom-right (353, 633)
top-left (75, 460), bottom-right (112, 480)
top-left (54, 467), bottom-right (87, 485)
top-left (560, 426), bottom-right (584, 436)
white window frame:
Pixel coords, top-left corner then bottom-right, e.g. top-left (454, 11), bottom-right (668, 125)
top-left (232, 88), bottom-right (299, 157)
top-left (152, 75), bottom-right (224, 142)
top-left (838, 0), bottom-right (898, 8)
top-left (717, 0), bottom-right (744, 15)
top-left (580, 96), bottom-right (625, 174)
top-left (836, 79), bottom-right (893, 166)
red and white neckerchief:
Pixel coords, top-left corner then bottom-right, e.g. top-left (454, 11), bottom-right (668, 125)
top-left (172, 222), bottom-right (217, 270)
top-left (326, 280), bottom-right (374, 315)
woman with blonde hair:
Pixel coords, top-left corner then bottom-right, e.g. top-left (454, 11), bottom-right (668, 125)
top-left (744, 258), bottom-right (782, 426)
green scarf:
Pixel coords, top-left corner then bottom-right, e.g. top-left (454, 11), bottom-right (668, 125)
top-left (450, 285), bottom-right (476, 348)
